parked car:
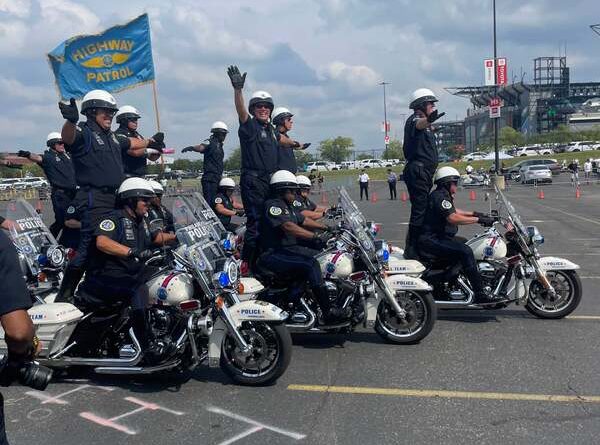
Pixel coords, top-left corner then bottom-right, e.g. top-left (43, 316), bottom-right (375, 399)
top-left (463, 151), bottom-right (488, 161)
top-left (305, 161), bottom-right (335, 172)
top-left (512, 146), bottom-right (553, 157)
top-left (505, 159), bottom-right (560, 179)
top-left (0, 178), bottom-right (21, 191)
top-left (564, 141), bottom-right (599, 152)
top-left (358, 159), bottom-right (383, 169)
top-left (18, 177), bottom-right (49, 188)
top-left (340, 161), bottom-right (360, 169)
top-left (519, 165), bottom-right (552, 184)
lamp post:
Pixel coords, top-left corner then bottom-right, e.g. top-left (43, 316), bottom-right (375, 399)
top-left (493, 0), bottom-right (501, 178)
top-left (380, 81), bottom-right (390, 155)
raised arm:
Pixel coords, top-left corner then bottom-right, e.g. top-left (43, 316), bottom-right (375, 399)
top-left (227, 66), bottom-right (249, 123)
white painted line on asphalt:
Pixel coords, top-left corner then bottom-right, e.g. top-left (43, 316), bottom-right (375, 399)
top-left (218, 426), bottom-right (264, 445)
top-left (580, 276), bottom-right (600, 279)
top-left (207, 406), bottom-right (306, 441)
top-left (288, 384), bottom-right (600, 404)
top-left (532, 201), bottom-right (600, 226)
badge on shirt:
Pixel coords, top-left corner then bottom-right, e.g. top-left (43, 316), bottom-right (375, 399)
top-left (99, 219), bottom-right (115, 231)
top-left (269, 206), bottom-right (282, 216)
top-left (441, 200), bottom-right (452, 210)
top-left (293, 200), bottom-right (302, 207)
top-left (66, 206), bottom-right (75, 215)
top-left (215, 197), bottom-right (223, 204)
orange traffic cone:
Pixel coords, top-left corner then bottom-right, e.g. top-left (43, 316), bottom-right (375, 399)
top-left (575, 187), bottom-right (581, 199)
top-left (469, 190), bottom-right (476, 201)
top-left (401, 191), bottom-right (408, 202)
top-left (371, 192), bottom-right (378, 203)
top-left (538, 189), bottom-right (545, 200)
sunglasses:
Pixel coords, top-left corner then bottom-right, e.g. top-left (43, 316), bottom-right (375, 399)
top-left (254, 104), bottom-right (271, 110)
top-left (56, 141), bottom-right (64, 145)
top-left (98, 108), bottom-right (116, 117)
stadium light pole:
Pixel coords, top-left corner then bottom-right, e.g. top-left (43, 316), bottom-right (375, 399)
top-left (493, 0), bottom-right (500, 175)
top-left (380, 81), bottom-right (390, 156)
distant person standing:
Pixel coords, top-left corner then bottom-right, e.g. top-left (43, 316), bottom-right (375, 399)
top-left (584, 159), bottom-right (592, 184)
top-left (358, 169), bottom-right (369, 201)
top-left (308, 171), bottom-right (316, 186)
top-left (402, 88), bottom-right (445, 259)
top-left (317, 172), bottom-right (324, 193)
top-left (568, 159), bottom-right (580, 187)
top-left (387, 169), bottom-right (397, 199)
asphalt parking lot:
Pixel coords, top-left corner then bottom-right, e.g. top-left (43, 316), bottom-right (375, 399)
top-left (3, 176), bottom-right (600, 444)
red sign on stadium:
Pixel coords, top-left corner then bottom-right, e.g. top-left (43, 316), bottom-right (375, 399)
top-left (496, 58), bottom-right (507, 86)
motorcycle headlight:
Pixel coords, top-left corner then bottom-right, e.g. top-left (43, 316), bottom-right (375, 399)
top-left (214, 271), bottom-right (230, 288)
top-left (47, 246), bottom-right (65, 267)
top-left (375, 241), bottom-right (390, 263)
top-left (526, 226), bottom-right (544, 246)
top-left (225, 259), bottom-right (239, 284)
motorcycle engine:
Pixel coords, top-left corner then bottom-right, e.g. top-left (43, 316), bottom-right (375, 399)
top-left (149, 307), bottom-right (174, 337)
top-left (478, 261), bottom-right (506, 291)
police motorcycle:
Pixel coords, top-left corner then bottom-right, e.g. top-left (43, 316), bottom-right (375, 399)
top-left (6, 199), bottom-right (67, 303)
top-left (255, 187), bottom-right (436, 344)
top-left (390, 185), bottom-right (582, 318)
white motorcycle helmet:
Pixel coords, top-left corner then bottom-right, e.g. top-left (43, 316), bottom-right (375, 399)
top-left (296, 175), bottom-right (312, 190)
top-left (46, 132), bottom-right (62, 147)
top-left (115, 105), bottom-right (141, 124)
top-left (210, 121), bottom-right (229, 134)
top-left (270, 170), bottom-right (298, 191)
top-left (434, 166), bottom-right (461, 185)
top-left (409, 88), bottom-right (438, 110)
top-left (147, 179), bottom-right (164, 196)
top-left (81, 89), bottom-right (118, 115)
top-left (117, 177), bottom-right (155, 200)
top-left (272, 107), bottom-right (293, 126)
top-left (248, 91), bottom-right (274, 113)
top-left (218, 177), bottom-right (236, 190)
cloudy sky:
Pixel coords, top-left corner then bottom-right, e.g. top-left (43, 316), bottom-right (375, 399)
top-left (0, 0), bottom-right (599, 158)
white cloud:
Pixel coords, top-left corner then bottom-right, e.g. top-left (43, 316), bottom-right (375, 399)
top-left (0, 0), bottom-right (31, 18)
top-left (39, 0), bottom-right (100, 30)
top-left (0, 76), bottom-right (55, 102)
top-left (319, 61), bottom-right (380, 92)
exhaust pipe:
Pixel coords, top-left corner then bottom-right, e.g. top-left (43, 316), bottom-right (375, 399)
top-left (94, 359), bottom-right (181, 375)
top-left (285, 298), bottom-right (317, 332)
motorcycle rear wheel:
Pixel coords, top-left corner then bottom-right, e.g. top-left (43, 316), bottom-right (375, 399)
top-left (220, 321), bottom-right (292, 386)
top-left (375, 291), bottom-right (436, 344)
top-left (525, 270), bottom-right (582, 319)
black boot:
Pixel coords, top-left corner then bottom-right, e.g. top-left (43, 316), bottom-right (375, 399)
top-left (54, 266), bottom-right (84, 303)
top-left (404, 226), bottom-right (421, 260)
top-left (465, 266), bottom-right (501, 305)
top-left (313, 287), bottom-right (349, 325)
top-left (130, 309), bottom-right (176, 365)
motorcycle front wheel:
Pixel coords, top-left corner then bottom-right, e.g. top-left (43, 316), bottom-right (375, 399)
top-left (220, 321), bottom-right (292, 386)
top-left (525, 270), bottom-right (582, 319)
top-left (374, 291), bottom-right (436, 344)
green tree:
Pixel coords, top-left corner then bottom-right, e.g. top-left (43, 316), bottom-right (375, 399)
top-left (356, 153), bottom-right (372, 161)
top-left (382, 139), bottom-right (404, 160)
top-left (499, 126), bottom-right (524, 148)
top-left (224, 147), bottom-right (241, 171)
top-left (295, 150), bottom-right (315, 169)
top-left (319, 137), bottom-right (354, 163)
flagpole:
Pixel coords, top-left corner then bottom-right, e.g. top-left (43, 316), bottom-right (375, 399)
top-left (151, 79), bottom-right (161, 131)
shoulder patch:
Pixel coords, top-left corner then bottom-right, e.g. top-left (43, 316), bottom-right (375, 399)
top-left (99, 219), bottom-right (116, 231)
top-left (66, 206), bottom-right (75, 214)
top-left (441, 200), bottom-right (453, 210)
top-left (293, 200), bottom-right (302, 207)
top-left (214, 197), bottom-right (223, 204)
top-left (269, 206), bottom-right (282, 216)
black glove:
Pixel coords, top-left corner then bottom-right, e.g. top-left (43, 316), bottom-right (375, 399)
top-left (227, 65), bottom-right (247, 90)
top-left (147, 140), bottom-right (165, 152)
top-left (17, 150), bottom-right (31, 158)
top-left (473, 211), bottom-right (486, 218)
top-left (292, 141), bottom-right (301, 148)
top-left (59, 98), bottom-right (79, 124)
top-left (301, 143), bottom-right (311, 150)
top-left (313, 231), bottom-right (334, 247)
top-left (182, 146), bottom-right (194, 153)
top-left (478, 215), bottom-right (496, 227)
top-left (235, 209), bottom-right (245, 217)
top-left (129, 248), bottom-right (154, 261)
top-left (151, 132), bottom-right (164, 144)
top-left (427, 110), bottom-right (445, 123)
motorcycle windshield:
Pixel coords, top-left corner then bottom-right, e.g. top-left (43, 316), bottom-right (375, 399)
top-left (171, 196), bottom-right (231, 293)
top-left (338, 187), bottom-right (376, 259)
top-left (494, 185), bottom-right (528, 235)
top-left (187, 192), bottom-right (227, 239)
top-left (6, 199), bottom-right (58, 258)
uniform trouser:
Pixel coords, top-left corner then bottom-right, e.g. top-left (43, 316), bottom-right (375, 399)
top-left (201, 177), bottom-right (219, 209)
top-left (0, 394), bottom-right (7, 445)
top-left (419, 235), bottom-right (484, 294)
top-left (259, 248), bottom-right (330, 311)
top-left (388, 182), bottom-right (397, 199)
top-left (69, 189), bottom-right (117, 269)
top-left (240, 173), bottom-right (270, 262)
top-left (49, 189), bottom-right (74, 237)
top-left (403, 163), bottom-right (434, 257)
top-left (359, 182), bottom-right (369, 200)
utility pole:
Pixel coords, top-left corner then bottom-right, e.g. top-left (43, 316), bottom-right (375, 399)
top-left (380, 81), bottom-right (390, 157)
top-left (493, 0), bottom-right (500, 175)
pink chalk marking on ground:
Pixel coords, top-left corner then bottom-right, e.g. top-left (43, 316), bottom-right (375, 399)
top-left (79, 412), bottom-right (136, 435)
top-left (124, 396), bottom-right (185, 415)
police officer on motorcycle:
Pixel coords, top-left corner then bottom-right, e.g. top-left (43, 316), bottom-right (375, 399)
top-left (403, 88), bottom-right (445, 259)
top-left (419, 167), bottom-right (499, 305)
top-left (77, 177), bottom-right (173, 363)
top-left (214, 177), bottom-right (244, 232)
top-left (272, 107), bottom-right (310, 173)
top-left (294, 175), bottom-right (326, 220)
top-left (146, 180), bottom-right (177, 245)
top-left (55, 90), bottom-right (164, 303)
top-left (181, 121), bottom-right (229, 206)
top-left (17, 132), bottom-right (77, 239)
top-left (115, 106), bottom-right (161, 177)
top-left (257, 170), bottom-right (346, 324)
top-left (226, 66), bottom-right (304, 270)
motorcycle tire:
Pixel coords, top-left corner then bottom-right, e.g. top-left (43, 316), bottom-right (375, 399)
top-left (374, 291), bottom-right (436, 344)
top-left (220, 321), bottom-right (292, 386)
top-left (525, 270), bottom-right (582, 319)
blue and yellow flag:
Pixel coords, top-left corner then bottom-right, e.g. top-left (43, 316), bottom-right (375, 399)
top-left (47, 14), bottom-right (155, 99)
